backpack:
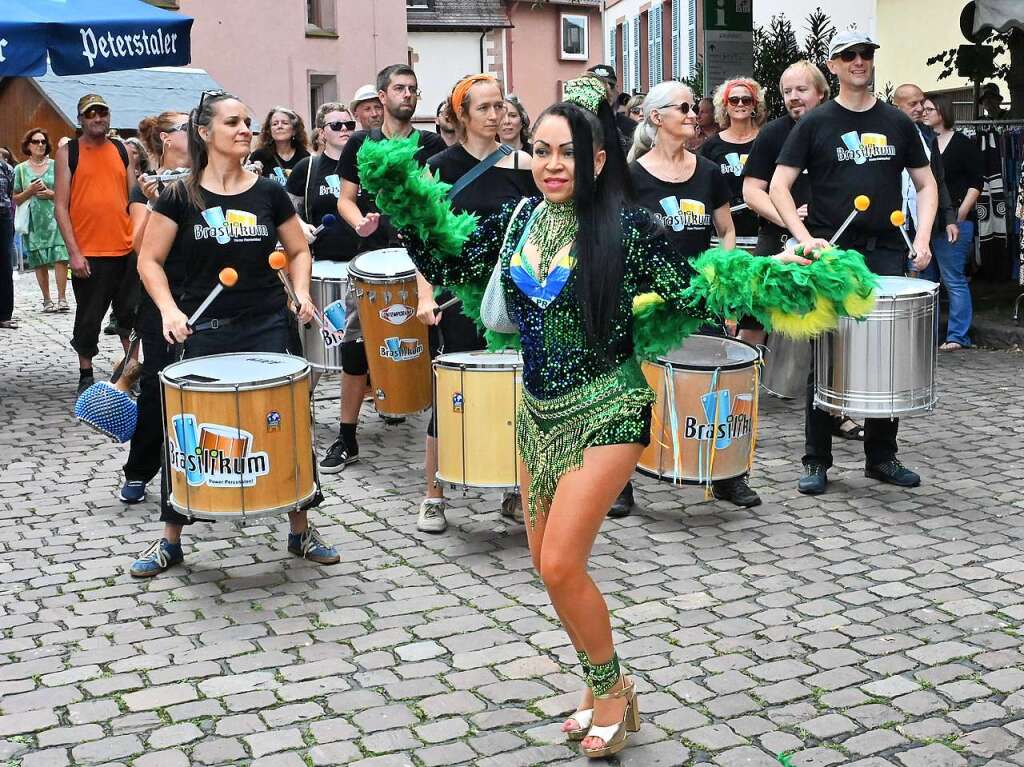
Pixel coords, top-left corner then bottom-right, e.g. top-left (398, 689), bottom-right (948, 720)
top-left (68, 137), bottom-right (129, 179)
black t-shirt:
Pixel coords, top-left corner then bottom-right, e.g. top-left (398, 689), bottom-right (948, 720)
top-left (286, 153), bottom-right (361, 261)
top-left (742, 115), bottom-right (812, 237)
top-left (629, 156), bottom-right (731, 256)
top-left (699, 133), bottom-right (758, 237)
top-left (250, 146), bottom-right (311, 186)
top-left (339, 128), bottom-right (448, 251)
top-left (777, 99), bottom-right (929, 250)
top-left (426, 144), bottom-right (538, 217)
top-left (938, 131), bottom-right (984, 224)
top-left (154, 177), bottom-right (295, 317)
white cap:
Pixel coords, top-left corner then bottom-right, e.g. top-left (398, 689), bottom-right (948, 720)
top-left (350, 84), bottom-right (380, 111)
top-left (828, 29), bottom-right (879, 59)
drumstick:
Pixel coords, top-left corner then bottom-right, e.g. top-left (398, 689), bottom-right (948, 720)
top-left (268, 251), bottom-right (324, 329)
top-left (890, 210), bottom-right (915, 252)
top-left (730, 202), bottom-right (749, 213)
top-left (829, 195), bottom-right (871, 245)
top-left (432, 296), bottom-right (461, 316)
top-left (187, 268), bottom-right (238, 328)
top-left (311, 213), bottom-right (337, 240)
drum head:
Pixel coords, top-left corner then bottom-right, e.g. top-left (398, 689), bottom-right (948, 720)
top-left (350, 248), bottom-right (414, 281)
top-left (163, 353), bottom-right (309, 388)
top-left (312, 260), bottom-right (350, 280)
top-left (658, 335), bottom-right (759, 370)
top-left (875, 276), bottom-right (938, 297)
top-left (435, 350), bottom-right (523, 369)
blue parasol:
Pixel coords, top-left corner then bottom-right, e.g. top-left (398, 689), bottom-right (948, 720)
top-left (0, 0), bottom-right (193, 77)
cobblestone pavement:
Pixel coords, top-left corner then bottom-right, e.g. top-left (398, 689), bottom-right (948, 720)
top-left (2, 280), bottom-right (1024, 767)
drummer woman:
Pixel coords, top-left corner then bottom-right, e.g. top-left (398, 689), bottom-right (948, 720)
top-left (134, 91), bottom-right (339, 577)
top-left (415, 73), bottom-right (536, 532)
top-left (118, 111), bottom-right (190, 507)
top-left (375, 77), bottom-right (835, 758)
top-left (626, 81), bottom-right (761, 509)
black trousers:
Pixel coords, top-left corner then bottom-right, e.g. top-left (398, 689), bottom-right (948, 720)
top-left (0, 217), bottom-right (13, 322)
top-left (803, 247), bottom-right (903, 469)
top-left (123, 305), bottom-right (174, 484)
top-left (71, 254), bottom-right (135, 359)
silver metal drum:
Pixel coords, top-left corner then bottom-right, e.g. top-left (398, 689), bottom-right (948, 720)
top-left (814, 276), bottom-right (938, 418)
top-left (761, 333), bottom-right (812, 400)
top-left (302, 260), bottom-right (349, 371)
top-left (711, 235), bottom-right (758, 253)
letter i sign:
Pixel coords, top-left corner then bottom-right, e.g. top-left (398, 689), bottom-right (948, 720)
top-left (0, 39), bottom-right (8, 63)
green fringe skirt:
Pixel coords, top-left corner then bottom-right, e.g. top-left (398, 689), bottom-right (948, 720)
top-left (516, 363), bottom-right (655, 528)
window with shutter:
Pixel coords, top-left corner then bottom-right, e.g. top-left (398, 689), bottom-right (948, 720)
top-left (687, 0), bottom-right (697, 79)
top-left (653, 4), bottom-right (663, 87)
top-left (647, 9), bottom-right (656, 91)
top-left (609, 26), bottom-right (616, 71)
top-left (671, 0), bottom-right (680, 80)
top-left (632, 14), bottom-right (640, 93)
top-left (621, 21), bottom-right (630, 93)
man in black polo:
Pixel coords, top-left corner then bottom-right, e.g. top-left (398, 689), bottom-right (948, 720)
top-left (770, 30), bottom-right (938, 495)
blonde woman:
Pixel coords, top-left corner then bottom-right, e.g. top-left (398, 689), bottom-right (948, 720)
top-left (699, 77), bottom-right (767, 241)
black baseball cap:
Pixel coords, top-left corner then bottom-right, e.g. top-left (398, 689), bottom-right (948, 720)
top-left (587, 64), bottom-right (617, 88)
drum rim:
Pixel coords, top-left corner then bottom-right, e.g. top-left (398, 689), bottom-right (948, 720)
top-left (349, 249), bottom-right (415, 282)
top-left (652, 335), bottom-right (761, 371)
top-left (168, 485), bottom-right (318, 518)
top-left (433, 351), bottom-right (524, 370)
top-left (873, 276), bottom-right (939, 298)
top-left (161, 352), bottom-right (310, 391)
top-left (635, 465), bottom-right (751, 484)
top-left (311, 259), bottom-right (351, 279)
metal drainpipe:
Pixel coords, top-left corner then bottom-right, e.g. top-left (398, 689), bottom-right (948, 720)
top-left (480, 30), bottom-right (487, 72)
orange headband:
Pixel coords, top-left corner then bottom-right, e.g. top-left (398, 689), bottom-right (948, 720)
top-left (451, 74), bottom-right (498, 117)
top-left (723, 80), bottom-right (758, 105)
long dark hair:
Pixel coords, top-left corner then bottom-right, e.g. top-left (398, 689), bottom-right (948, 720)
top-left (534, 102), bottom-right (624, 351)
top-left (257, 107), bottom-right (309, 154)
top-left (181, 92), bottom-right (239, 210)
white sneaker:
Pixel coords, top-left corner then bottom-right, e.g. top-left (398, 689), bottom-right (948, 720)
top-left (417, 498), bottom-right (448, 533)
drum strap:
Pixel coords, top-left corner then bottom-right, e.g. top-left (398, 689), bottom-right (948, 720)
top-left (447, 144), bottom-right (513, 202)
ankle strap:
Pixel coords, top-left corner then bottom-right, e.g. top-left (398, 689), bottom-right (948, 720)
top-left (585, 653), bottom-right (622, 696)
top-left (594, 676), bottom-right (634, 700)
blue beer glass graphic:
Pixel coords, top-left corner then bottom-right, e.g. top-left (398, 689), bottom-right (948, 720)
top-left (701, 389), bottom-right (733, 450)
top-left (841, 131), bottom-right (868, 165)
top-left (172, 414), bottom-right (204, 485)
top-left (384, 337), bottom-right (401, 357)
top-left (325, 174), bottom-right (342, 196)
top-left (201, 207), bottom-right (232, 244)
top-left (725, 152), bottom-right (743, 175)
top-left (659, 197), bottom-right (685, 231)
top-left (323, 300), bottom-right (346, 333)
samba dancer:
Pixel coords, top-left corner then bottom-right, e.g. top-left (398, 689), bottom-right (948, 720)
top-left (330, 65), bottom-right (447, 470)
top-left (743, 61), bottom-right (865, 443)
top-left (416, 73), bottom-right (536, 532)
top-left (133, 91), bottom-right (339, 577)
top-left (360, 77), bottom-right (876, 758)
top-left (118, 111), bottom-right (191, 505)
top-left (770, 30), bottom-right (936, 494)
top-left (627, 81), bottom-right (764, 509)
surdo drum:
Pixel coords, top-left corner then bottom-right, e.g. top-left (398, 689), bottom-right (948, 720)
top-left (433, 351), bottom-right (522, 488)
top-left (161, 353), bottom-right (317, 518)
top-left (348, 249), bottom-right (432, 417)
top-left (814, 276), bottom-right (938, 418)
top-left (303, 260), bottom-right (350, 371)
top-left (638, 335), bottom-right (761, 484)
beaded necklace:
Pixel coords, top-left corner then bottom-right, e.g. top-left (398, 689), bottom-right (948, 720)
top-left (527, 199), bottom-right (577, 280)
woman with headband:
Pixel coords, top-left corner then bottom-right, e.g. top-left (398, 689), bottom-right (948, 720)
top-left (415, 73), bottom-right (537, 532)
top-left (699, 77), bottom-right (766, 245)
top-left (357, 75), bottom-right (877, 757)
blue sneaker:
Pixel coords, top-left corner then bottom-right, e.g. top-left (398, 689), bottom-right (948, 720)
top-left (287, 527), bottom-right (340, 565)
top-left (119, 480), bottom-right (147, 504)
top-left (129, 538), bottom-right (184, 578)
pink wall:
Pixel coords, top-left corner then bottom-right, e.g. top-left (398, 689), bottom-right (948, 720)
top-left (177, 0), bottom-right (408, 126)
top-left (505, 3), bottom-right (604, 121)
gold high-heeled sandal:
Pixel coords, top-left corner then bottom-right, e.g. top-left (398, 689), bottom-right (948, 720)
top-left (563, 706), bottom-right (593, 742)
top-left (579, 677), bottom-right (640, 758)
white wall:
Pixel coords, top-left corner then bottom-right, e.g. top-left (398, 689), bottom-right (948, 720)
top-left (409, 31), bottom-right (486, 124)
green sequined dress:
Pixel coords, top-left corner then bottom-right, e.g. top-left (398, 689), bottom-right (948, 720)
top-left (404, 198), bottom-right (706, 522)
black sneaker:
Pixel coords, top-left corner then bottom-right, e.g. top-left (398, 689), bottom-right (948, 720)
top-left (76, 374), bottom-right (95, 396)
top-left (608, 480), bottom-right (634, 518)
top-left (712, 476), bottom-right (762, 507)
top-left (798, 463), bottom-right (828, 495)
top-left (865, 459), bottom-right (920, 487)
top-left (103, 318), bottom-right (119, 336)
top-left (378, 413), bottom-right (406, 425)
top-left (320, 438), bottom-right (358, 474)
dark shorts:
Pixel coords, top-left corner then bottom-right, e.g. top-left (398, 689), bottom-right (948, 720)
top-left (71, 254), bottom-right (136, 359)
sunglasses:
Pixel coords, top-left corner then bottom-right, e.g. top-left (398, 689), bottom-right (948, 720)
top-left (199, 89), bottom-right (228, 109)
top-left (662, 102), bottom-right (693, 115)
top-left (629, 107), bottom-right (643, 115)
top-left (727, 95), bottom-right (754, 106)
top-left (166, 122), bottom-right (189, 134)
top-left (29, 138), bottom-right (48, 145)
top-left (837, 47), bottom-right (875, 62)
top-left (325, 120), bottom-right (356, 132)
top-left (82, 106), bottom-right (109, 118)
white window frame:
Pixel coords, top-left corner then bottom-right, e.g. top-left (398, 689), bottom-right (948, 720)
top-left (560, 13), bottom-right (589, 61)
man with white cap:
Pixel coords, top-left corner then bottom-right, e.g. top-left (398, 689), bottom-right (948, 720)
top-left (350, 84), bottom-right (384, 131)
top-left (770, 29), bottom-right (937, 495)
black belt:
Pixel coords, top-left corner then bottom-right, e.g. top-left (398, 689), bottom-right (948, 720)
top-left (191, 316), bottom-right (241, 332)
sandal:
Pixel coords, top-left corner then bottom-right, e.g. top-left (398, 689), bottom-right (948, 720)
top-left (57, 298), bottom-right (70, 312)
top-left (833, 417), bottom-right (864, 441)
top-left (580, 676), bottom-right (640, 758)
top-left (562, 706), bottom-right (593, 742)
top-left (0, 319), bottom-right (19, 329)
top-left (42, 299), bottom-right (56, 313)
top-left (939, 341), bottom-right (964, 351)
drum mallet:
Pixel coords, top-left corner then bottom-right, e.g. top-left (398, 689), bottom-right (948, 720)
top-left (829, 195), bottom-right (871, 245)
top-left (311, 213), bottom-right (337, 241)
top-left (433, 296), bottom-right (462, 316)
top-left (268, 251), bottom-right (323, 329)
top-left (187, 268), bottom-right (238, 328)
top-left (890, 210), bottom-right (919, 275)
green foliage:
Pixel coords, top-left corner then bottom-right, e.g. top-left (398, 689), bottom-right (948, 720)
top-left (681, 60), bottom-right (705, 100)
top-left (927, 29), bottom-right (1013, 82)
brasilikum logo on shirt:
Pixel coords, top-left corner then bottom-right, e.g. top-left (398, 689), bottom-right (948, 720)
top-left (836, 132), bottom-right (896, 164)
top-left (720, 152), bottom-right (748, 176)
top-left (196, 207), bottom-right (269, 244)
top-left (658, 198), bottom-right (711, 232)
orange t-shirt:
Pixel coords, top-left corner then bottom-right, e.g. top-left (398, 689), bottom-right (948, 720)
top-left (69, 140), bottom-right (133, 257)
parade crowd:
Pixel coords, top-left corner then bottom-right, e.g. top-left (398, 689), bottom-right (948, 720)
top-left (0, 28), bottom-right (988, 758)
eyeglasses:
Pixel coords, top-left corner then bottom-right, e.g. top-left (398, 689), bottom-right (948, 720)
top-left (837, 47), bottom-right (875, 62)
top-left (28, 139), bottom-right (48, 145)
top-left (921, 107), bottom-right (937, 114)
top-left (661, 102), bottom-right (693, 115)
top-left (82, 106), bottom-right (109, 118)
top-left (727, 96), bottom-right (754, 106)
top-left (389, 84), bottom-right (421, 97)
top-left (325, 120), bottom-right (356, 132)
top-left (629, 107), bottom-right (643, 116)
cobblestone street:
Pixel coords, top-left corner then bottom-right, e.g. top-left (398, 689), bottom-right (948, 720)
top-left (2, 280), bottom-right (1024, 767)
